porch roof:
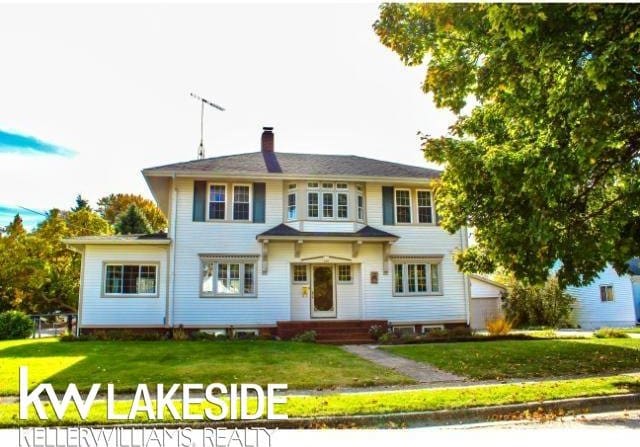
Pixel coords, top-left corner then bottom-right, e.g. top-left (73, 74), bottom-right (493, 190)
top-left (256, 223), bottom-right (399, 242)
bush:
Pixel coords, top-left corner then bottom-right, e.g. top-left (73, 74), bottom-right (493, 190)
top-left (0, 311), bottom-right (34, 340)
top-left (486, 317), bottom-right (512, 335)
top-left (172, 328), bottom-right (189, 340)
top-left (593, 327), bottom-right (629, 339)
top-left (291, 330), bottom-right (316, 342)
top-left (191, 331), bottom-right (228, 341)
top-left (377, 332), bottom-right (395, 344)
top-left (424, 328), bottom-right (449, 339)
top-left (503, 277), bottom-right (575, 328)
top-left (368, 324), bottom-right (386, 340)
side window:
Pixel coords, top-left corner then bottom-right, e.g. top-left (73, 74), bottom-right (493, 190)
top-left (600, 285), bottom-right (614, 302)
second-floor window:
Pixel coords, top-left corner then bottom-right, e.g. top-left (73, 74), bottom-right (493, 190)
top-left (417, 190), bottom-right (433, 224)
top-left (233, 185), bottom-right (251, 220)
top-left (306, 182), bottom-right (352, 220)
top-left (288, 192), bottom-right (297, 220)
top-left (209, 185), bottom-right (226, 220)
top-left (395, 189), bottom-right (411, 223)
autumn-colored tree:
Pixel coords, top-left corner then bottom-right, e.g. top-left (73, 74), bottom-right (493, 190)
top-left (375, 3), bottom-right (640, 286)
top-left (97, 193), bottom-right (166, 232)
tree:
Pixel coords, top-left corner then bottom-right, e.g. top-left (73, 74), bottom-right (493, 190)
top-left (503, 277), bottom-right (576, 328)
top-left (71, 195), bottom-right (91, 212)
top-left (5, 214), bottom-right (26, 238)
top-left (374, 4), bottom-right (640, 286)
top-left (114, 204), bottom-right (152, 235)
top-left (97, 193), bottom-right (167, 232)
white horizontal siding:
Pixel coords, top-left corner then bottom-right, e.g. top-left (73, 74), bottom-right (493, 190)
top-left (80, 245), bottom-right (168, 327)
top-left (566, 265), bottom-right (636, 329)
top-left (172, 178), bottom-right (289, 326)
top-left (470, 277), bottom-right (504, 298)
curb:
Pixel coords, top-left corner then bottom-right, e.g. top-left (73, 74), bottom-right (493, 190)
top-left (112, 392), bottom-right (640, 429)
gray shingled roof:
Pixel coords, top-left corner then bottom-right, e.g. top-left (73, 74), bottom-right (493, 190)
top-left (257, 223), bottom-right (399, 240)
top-left (143, 152), bottom-right (441, 180)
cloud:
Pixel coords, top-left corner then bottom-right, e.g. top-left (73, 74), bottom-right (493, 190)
top-left (0, 129), bottom-right (75, 157)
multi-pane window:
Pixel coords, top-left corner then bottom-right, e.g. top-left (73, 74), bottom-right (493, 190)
top-left (337, 193), bottom-right (348, 219)
top-left (201, 259), bottom-right (256, 297)
top-left (308, 192), bottom-right (319, 218)
top-left (600, 285), bottom-right (614, 302)
top-left (288, 192), bottom-right (297, 220)
top-left (322, 192), bottom-right (334, 218)
top-left (357, 194), bottom-right (364, 221)
top-left (416, 190), bottom-right (433, 224)
top-left (338, 265), bottom-right (352, 282)
top-left (336, 183), bottom-right (348, 190)
top-left (393, 262), bottom-right (441, 295)
top-left (292, 265), bottom-right (308, 283)
top-left (233, 185), bottom-right (250, 220)
top-left (395, 190), bottom-right (411, 223)
top-left (104, 264), bottom-right (157, 295)
top-left (209, 185), bottom-right (226, 220)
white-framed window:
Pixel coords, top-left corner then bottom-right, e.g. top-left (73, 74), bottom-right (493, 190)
top-left (288, 183), bottom-right (297, 190)
top-left (232, 184), bottom-right (251, 221)
top-left (357, 193), bottom-right (364, 221)
top-left (336, 183), bottom-right (348, 190)
top-left (322, 192), bottom-right (334, 218)
top-left (337, 192), bottom-right (348, 219)
top-left (421, 325), bottom-right (445, 334)
top-left (292, 264), bottom-right (308, 283)
top-left (393, 261), bottom-right (442, 295)
top-left (416, 190), bottom-right (434, 224)
top-left (600, 285), bottom-right (614, 302)
top-left (104, 264), bottom-right (157, 296)
top-left (308, 182), bottom-right (319, 189)
top-left (287, 192), bottom-right (297, 220)
top-left (395, 189), bottom-right (412, 223)
top-left (308, 192), bottom-right (319, 218)
top-left (337, 264), bottom-right (352, 283)
top-left (322, 182), bottom-right (334, 189)
top-left (201, 258), bottom-right (257, 297)
top-left (208, 184), bottom-right (226, 220)
top-left (392, 325), bottom-right (416, 336)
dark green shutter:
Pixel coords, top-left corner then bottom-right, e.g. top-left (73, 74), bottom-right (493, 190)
top-left (382, 186), bottom-right (395, 225)
top-left (253, 182), bottom-right (266, 223)
top-left (193, 181), bottom-right (206, 222)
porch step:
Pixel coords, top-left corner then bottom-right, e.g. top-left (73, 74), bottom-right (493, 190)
top-left (276, 320), bottom-right (388, 344)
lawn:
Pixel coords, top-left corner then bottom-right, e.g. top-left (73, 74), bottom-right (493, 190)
top-left (382, 338), bottom-right (640, 380)
top-left (0, 338), bottom-right (412, 396)
top-left (3, 374), bottom-right (639, 427)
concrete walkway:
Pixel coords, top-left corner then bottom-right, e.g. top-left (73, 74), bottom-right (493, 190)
top-left (342, 344), bottom-right (465, 384)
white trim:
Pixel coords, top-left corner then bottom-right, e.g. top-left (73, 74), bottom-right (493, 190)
top-left (392, 260), bottom-right (443, 297)
top-left (415, 189), bottom-right (435, 224)
top-left (102, 262), bottom-right (159, 298)
top-left (394, 188), bottom-right (413, 224)
top-left (231, 183), bottom-right (252, 222)
top-left (311, 265), bottom-right (337, 318)
top-left (206, 183), bottom-right (227, 221)
top-left (200, 257), bottom-right (258, 298)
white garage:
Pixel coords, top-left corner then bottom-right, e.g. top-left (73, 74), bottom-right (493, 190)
top-left (469, 274), bottom-right (506, 330)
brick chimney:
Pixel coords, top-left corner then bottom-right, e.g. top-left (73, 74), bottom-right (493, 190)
top-left (261, 127), bottom-right (274, 152)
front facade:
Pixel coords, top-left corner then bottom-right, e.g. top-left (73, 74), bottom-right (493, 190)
top-left (67, 128), bottom-right (472, 337)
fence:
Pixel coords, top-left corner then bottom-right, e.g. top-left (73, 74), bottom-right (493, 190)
top-left (29, 313), bottom-right (77, 338)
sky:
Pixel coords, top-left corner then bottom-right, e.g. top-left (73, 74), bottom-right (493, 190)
top-left (0, 3), bottom-right (456, 229)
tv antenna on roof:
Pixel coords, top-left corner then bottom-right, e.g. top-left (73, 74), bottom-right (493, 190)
top-left (190, 92), bottom-right (225, 160)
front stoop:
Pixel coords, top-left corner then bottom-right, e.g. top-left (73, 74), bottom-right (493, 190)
top-left (276, 320), bottom-right (388, 344)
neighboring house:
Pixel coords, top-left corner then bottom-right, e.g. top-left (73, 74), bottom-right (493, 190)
top-left (468, 274), bottom-right (506, 330)
top-left (65, 127), bottom-right (474, 341)
top-left (565, 263), bottom-right (640, 329)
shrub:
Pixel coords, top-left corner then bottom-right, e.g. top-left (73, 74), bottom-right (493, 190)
top-left (0, 311), bottom-right (34, 340)
top-left (593, 327), bottom-right (629, 339)
top-left (291, 330), bottom-right (316, 342)
top-left (377, 332), bottom-right (395, 344)
top-left (368, 324), bottom-right (386, 340)
top-left (172, 328), bottom-right (189, 340)
top-left (486, 316), bottom-right (512, 335)
top-left (503, 277), bottom-right (575, 328)
top-left (448, 326), bottom-right (473, 338)
top-left (424, 328), bottom-right (449, 339)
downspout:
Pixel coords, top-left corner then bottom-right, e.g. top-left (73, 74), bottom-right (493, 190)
top-left (168, 174), bottom-right (178, 329)
top-left (460, 227), bottom-right (471, 326)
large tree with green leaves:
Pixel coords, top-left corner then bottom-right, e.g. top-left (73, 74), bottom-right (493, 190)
top-left (374, 3), bottom-right (640, 286)
top-left (97, 193), bottom-right (167, 232)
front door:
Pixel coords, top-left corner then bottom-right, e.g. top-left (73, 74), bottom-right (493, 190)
top-left (311, 265), bottom-right (336, 318)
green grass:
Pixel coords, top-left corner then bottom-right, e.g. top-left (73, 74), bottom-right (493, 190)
top-left (2, 375), bottom-right (639, 427)
top-left (622, 327), bottom-right (640, 334)
top-left (0, 338), bottom-right (411, 396)
top-left (383, 338), bottom-right (640, 380)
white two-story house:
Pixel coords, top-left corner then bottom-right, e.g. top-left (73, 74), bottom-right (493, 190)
top-left (66, 127), bottom-right (482, 341)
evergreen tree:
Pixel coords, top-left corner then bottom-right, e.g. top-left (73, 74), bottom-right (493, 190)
top-left (114, 204), bottom-right (152, 235)
top-left (71, 195), bottom-right (91, 212)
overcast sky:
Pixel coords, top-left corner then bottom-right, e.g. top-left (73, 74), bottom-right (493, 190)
top-left (0, 3), bottom-right (456, 227)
